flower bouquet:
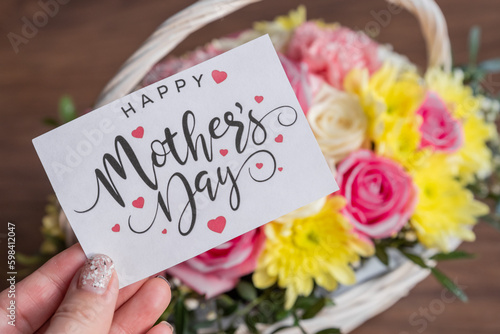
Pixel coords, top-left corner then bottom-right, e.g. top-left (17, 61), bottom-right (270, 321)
top-left (26, 1), bottom-right (500, 333)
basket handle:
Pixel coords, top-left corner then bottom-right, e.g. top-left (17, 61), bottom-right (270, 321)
top-left (95, 0), bottom-right (451, 108)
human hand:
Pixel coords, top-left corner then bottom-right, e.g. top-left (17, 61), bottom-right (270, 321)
top-left (0, 244), bottom-right (172, 334)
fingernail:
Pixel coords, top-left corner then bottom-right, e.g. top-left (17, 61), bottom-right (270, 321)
top-left (155, 275), bottom-right (172, 288)
top-left (161, 321), bottom-right (174, 333)
top-left (79, 254), bottom-right (114, 294)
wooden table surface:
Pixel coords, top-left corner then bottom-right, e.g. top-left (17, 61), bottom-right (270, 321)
top-left (1, 0), bottom-right (499, 333)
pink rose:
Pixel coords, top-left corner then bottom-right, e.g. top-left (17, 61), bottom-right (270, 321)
top-left (167, 228), bottom-right (265, 299)
top-left (337, 150), bottom-right (417, 239)
top-left (417, 92), bottom-right (463, 152)
top-left (287, 23), bottom-right (381, 89)
top-left (279, 54), bottom-right (313, 113)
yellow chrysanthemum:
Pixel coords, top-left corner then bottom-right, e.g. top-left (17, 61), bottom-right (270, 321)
top-left (425, 68), bottom-right (480, 119)
top-left (253, 6), bottom-right (306, 33)
top-left (253, 196), bottom-right (374, 309)
top-left (410, 156), bottom-right (489, 251)
top-left (251, 6), bottom-right (307, 51)
top-left (274, 5), bottom-right (306, 31)
top-left (425, 67), bottom-right (498, 182)
top-left (344, 63), bottom-right (425, 169)
top-left (453, 114), bottom-right (496, 181)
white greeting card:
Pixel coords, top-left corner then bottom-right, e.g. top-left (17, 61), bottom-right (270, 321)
top-left (33, 35), bottom-right (338, 287)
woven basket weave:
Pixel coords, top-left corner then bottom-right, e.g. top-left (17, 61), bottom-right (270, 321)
top-left (95, 0), bottom-right (451, 107)
top-left (62, 0), bottom-right (455, 332)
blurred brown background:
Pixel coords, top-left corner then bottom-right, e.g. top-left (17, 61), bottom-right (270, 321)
top-left (1, 0), bottom-right (499, 333)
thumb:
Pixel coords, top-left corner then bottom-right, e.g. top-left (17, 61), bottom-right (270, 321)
top-left (46, 254), bottom-right (119, 334)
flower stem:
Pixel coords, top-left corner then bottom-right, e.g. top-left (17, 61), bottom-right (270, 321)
top-left (293, 312), bottom-right (307, 334)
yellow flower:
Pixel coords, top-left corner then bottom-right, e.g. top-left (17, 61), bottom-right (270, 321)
top-left (253, 196), bottom-right (374, 309)
top-left (425, 68), bottom-right (480, 119)
top-left (454, 114), bottom-right (496, 181)
top-left (410, 156), bottom-right (489, 252)
top-left (252, 6), bottom-right (307, 51)
top-left (274, 5), bottom-right (307, 31)
top-left (344, 63), bottom-right (425, 169)
top-left (214, 6), bottom-right (307, 52)
top-left (425, 67), bottom-right (497, 182)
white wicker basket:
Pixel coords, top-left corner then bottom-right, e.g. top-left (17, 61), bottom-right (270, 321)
top-left (62, 0), bottom-right (455, 332)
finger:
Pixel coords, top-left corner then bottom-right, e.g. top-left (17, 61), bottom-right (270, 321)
top-left (115, 277), bottom-right (147, 310)
top-left (46, 254), bottom-right (118, 334)
top-left (146, 321), bottom-right (174, 334)
top-left (0, 243), bottom-right (86, 333)
top-left (36, 276), bottom-right (150, 334)
top-left (109, 276), bottom-right (171, 334)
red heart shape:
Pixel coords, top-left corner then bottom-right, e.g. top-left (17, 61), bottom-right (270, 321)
top-left (111, 224), bottom-right (120, 232)
top-left (220, 149), bottom-right (228, 157)
top-left (254, 96), bottom-right (264, 103)
top-left (132, 197), bottom-right (144, 209)
top-left (212, 70), bottom-right (227, 84)
top-left (162, 228), bottom-right (167, 234)
top-left (132, 126), bottom-right (144, 138)
top-left (278, 167), bottom-right (283, 172)
top-left (275, 134), bottom-right (283, 143)
top-left (256, 163), bottom-right (263, 169)
top-left (207, 216), bottom-right (226, 234)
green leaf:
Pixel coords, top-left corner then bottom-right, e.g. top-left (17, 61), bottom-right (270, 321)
top-left (302, 298), bottom-right (326, 320)
top-left (325, 298), bottom-right (335, 307)
top-left (431, 268), bottom-right (468, 302)
top-left (275, 309), bottom-right (291, 321)
top-left (192, 320), bottom-right (216, 329)
top-left (401, 250), bottom-right (469, 303)
top-left (224, 327), bottom-right (237, 334)
top-left (315, 328), bottom-right (341, 334)
top-left (216, 294), bottom-right (238, 316)
top-left (244, 313), bottom-right (259, 334)
top-left (293, 295), bottom-right (318, 310)
top-left (270, 325), bottom-right (295, 334)
top-left (42, 117), bottom-right (59, 127)
top-left (236, 280), bottom-right (257, 302)
top-left (401, 251), bottom-right (428, 269)
top-left (174, 294), bottom-right (190, 334)
top-left (154, 308), bottom-right (169, 325)
top-left (58, 95), bottom-right (77, 123)
top-left (479, 58), bottom-right (500, 73)
top-left (375, 244), bottom-right (389, 266)
top-left (430, 251), bottom-right (475, 261)
top-left (468, 26), bottom-right (481, 66)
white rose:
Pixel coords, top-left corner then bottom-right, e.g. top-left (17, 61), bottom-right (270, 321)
top-left (307, 84), bottom-right (368, 163)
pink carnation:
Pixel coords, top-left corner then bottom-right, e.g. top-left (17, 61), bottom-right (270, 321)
top-left (142, 44), bottom-right (222, 86)
top-left (287, 23), bottom-right (381, 89)
top-left (337, 150), bottom-right (417, 239)
top-left (279, 54), bottom-right (313, 113)
top-left (417, 92), bottom-right (463, 152)
top-left (167, 228), bottom-right (265, 299)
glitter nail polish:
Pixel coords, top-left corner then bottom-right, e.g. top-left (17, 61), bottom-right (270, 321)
top-left (79, 254), bottom-right (114, 294)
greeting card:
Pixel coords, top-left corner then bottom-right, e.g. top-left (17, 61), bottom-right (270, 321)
top-left (33, 35), bottom-right (338, 287)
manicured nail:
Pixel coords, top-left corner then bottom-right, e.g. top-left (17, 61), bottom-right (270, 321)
top-left (161, 321), bottom-right (174, 333)
top-left (79, 254), bottom-right (114, 294)
top-left (155, 275), bottom-right (172, 288)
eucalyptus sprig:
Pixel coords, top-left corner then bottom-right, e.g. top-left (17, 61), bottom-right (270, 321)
top-left (43, 94), bottom-right (78, 127)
